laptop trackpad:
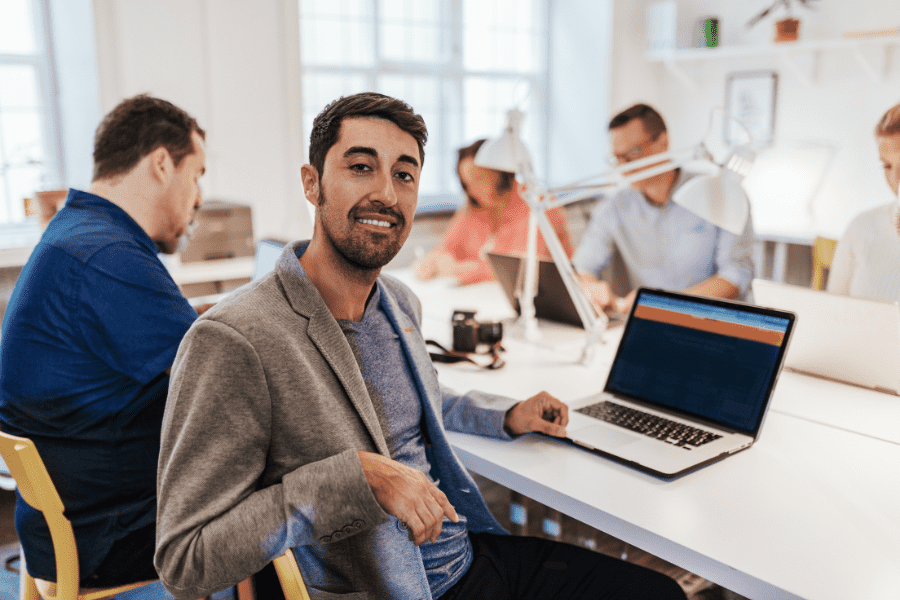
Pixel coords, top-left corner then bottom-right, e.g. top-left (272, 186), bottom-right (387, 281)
top-left (573, 425), bottom-right (641, 450)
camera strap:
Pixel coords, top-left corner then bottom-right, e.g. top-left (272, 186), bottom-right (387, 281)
top-left (425, 340), bottom-right (506, 370)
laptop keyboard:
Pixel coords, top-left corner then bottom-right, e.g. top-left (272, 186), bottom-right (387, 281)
top-left (576, 401), bottom-right (722, 449)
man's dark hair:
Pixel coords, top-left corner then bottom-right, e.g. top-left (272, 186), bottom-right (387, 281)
top-left (457, 139), bottom-right (515, 207)
top-left (875, 101), bottom-right (900, 137)
top-left (308, 92), bottom-right (428, 177)
top-left (92, 94), bottom-right (205, 182)
top-left (608, 103), bottom-right (667, 139)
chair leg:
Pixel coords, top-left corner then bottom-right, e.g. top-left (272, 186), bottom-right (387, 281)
top-left (235, 577), bottom-right (256, 600)
top-left (19, 567), bottom-right (40, 600)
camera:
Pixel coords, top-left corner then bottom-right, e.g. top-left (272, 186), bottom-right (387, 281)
top-left (452, 310), bottom-right (503, 353)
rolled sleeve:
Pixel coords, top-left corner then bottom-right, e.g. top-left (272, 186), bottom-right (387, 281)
top-left (440, 385), bottom-right (518, 440)
top-left (713, 216), bottom-right (755, 296)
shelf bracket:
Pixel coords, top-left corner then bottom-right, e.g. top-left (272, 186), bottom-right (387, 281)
top-left (662, 58), bottom-right (698, 92)
top-left (779, 48), bottom-right (819, 86)
top-left (850, 44), bottom-right (888, 82)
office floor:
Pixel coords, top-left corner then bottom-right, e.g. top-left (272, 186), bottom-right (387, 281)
top-left (0, 477), bottom-right (746, 600)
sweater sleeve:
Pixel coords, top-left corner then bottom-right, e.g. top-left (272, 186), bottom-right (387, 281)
top-left (155, 319), bottom-right (388, 599)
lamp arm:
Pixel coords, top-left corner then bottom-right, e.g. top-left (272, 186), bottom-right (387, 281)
top-left (551, 146), bottom-right (698, 194)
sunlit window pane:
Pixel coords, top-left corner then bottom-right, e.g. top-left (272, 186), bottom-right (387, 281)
top-left (462, 0), bottom-right (541, 73)
top-left (298, 0), bottom-right (548, 207)
top-left (0, 65), bottom-right (42, 110)
top-left (379, 0), bottom-right (443, 63)
top-left (1, 112), bottom-right (45, 166)
top-left (5, 166), bottom-right (42, 222)
top-left (0, 0), bottom-right (37, 55)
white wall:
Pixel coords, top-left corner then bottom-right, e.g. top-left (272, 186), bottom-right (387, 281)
top-left (48, 0), bottom-right (102, 191)
top-left (547, 0), bottom-right (614, 188)
top-left (611, 0), bottom-right (900, 239)
top-left (91, 0), bottom-right (312, 242)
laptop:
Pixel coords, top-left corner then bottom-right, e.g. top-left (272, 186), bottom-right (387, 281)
top-left (252, 239), bottom-right (286, 281)
top-left (752, 279), bottom-right (900, 395)
top-left (566, 288), bottom-right (795, 479)
top-left (486, 251), bottom-right (588, 328)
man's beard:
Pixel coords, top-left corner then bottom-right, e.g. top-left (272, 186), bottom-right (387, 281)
top-left (317, 188), bottom-right (408, 270)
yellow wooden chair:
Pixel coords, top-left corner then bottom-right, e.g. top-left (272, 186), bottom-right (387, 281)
top-left (272, 549), bottom-right (311, 600)
top-left (812, 236), bottom-right (838, 290)
top-left (0, 429), bottom-right (256, 600)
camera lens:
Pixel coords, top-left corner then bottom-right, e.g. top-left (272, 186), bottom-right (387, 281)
top-left (478, 321), bottom-right (503, 346)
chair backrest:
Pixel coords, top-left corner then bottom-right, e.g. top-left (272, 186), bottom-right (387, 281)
top-left (0, 430), bottom-right (81, 600)
top-left (812, 236), bottom-right (838, 290)
top-left (272, 549), bottom-right (311, 600)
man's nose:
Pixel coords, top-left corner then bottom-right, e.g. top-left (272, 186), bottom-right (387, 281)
top-left (371, 171), bottom-right (398, 207)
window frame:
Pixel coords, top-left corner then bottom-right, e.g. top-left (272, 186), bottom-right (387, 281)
top-left (298, 0), bottom-right (550, 214)
top-left (0, 0), bottom-right (65, 226)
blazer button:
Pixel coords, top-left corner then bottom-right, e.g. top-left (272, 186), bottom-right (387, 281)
top-left (353, 520), bottom-right (364, 528)
top-left (320, 535), bottom-right (332, 543)
top-left (332, 531), bottom-right (343, 541)
top-left (342, 525), bottom-right (355, 535)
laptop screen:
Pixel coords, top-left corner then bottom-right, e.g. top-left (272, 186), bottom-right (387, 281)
top-left (252, 240), bottom-right (285, 281)
top-left (605, 289), bottom-right (794, 435)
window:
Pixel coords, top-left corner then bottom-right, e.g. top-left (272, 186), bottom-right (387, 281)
top-left (0, 0), bottom-right (62, 225)
top-left (299, 0), bottom-right (548, 212)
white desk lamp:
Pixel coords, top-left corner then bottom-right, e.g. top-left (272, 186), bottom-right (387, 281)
top-left (475, 108), bottom-right (755, 362)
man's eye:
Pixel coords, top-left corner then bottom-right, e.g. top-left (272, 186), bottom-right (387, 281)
top-left (350, 164), bottom-right (371, 172)
top-left (395, 171), bottom-right (415, 182)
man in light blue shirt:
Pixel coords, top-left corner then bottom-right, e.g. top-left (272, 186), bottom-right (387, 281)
top-left (573, 104), bottom-right (754, 314)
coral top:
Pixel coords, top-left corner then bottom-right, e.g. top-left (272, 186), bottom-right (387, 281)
top-left (434, 190), bottom-right (574, 285)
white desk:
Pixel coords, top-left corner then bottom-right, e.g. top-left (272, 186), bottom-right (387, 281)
top-left (394, 271), bottom-right (900, 600)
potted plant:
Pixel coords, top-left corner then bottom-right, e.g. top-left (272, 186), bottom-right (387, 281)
top-left (746, 0), bottom-right (819, 43)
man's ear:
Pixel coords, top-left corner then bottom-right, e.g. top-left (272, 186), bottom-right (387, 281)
top-left (148, 146), bottom-right (173, 184)
top-left (300, 164), bottom-right (320, 206)
top-left (657, 130), bottom-right (670, 151)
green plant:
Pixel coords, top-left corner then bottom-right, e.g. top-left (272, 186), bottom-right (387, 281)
top-left (746, 0), bottom-right (819, 28)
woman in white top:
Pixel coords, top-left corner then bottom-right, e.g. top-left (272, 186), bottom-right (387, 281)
top-left (828, 102), bottom-right (900, 302)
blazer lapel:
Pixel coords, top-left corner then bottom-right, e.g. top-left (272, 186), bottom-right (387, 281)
top-left (377, 283), bottom-right (443, 426)
top-left (276, 241), bottom-right (389, 456)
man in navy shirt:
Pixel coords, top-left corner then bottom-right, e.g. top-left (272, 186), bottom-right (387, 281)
top-left (0, 95), bottom-right (205, 586)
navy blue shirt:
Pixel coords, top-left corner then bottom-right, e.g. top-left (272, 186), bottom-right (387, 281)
top-left (0, 189), bottom-right (197, 580)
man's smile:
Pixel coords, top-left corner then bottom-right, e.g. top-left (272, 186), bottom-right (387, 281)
top-left (355, 218), bottom-right (395, 228)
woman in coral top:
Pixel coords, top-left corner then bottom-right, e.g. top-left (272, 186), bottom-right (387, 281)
top-left (414, 139), bottom-right (574, 285)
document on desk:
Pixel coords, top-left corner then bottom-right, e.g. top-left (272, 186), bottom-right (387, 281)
top-left (565, 288), bottom-right (795, 479)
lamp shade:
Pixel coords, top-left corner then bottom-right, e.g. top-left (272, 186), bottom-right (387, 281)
top-left (672, 171), bottom-right (749, 235)
top-left (474, 109), bottom-right (532, 174)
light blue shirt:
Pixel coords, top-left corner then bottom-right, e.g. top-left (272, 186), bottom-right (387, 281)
top-left (572, 170), bottom-right (755, 298)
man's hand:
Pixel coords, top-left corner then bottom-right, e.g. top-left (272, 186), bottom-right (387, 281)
top-left (503, 391), bottom-right (569, 437)
top-left (579, 274), bottom-right (616, 311)
top-left (357, 451), bottom-right (458, 546)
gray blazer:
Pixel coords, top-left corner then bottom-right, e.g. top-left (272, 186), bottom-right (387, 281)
top-left (156, 241), bottom-right (513, 600)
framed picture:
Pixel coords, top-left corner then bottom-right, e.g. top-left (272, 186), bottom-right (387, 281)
top-left (725, 71), bottom-right (778, 147)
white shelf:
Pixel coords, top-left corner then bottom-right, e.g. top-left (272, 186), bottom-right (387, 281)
top-left (647, 35), bottom-right (900, 87)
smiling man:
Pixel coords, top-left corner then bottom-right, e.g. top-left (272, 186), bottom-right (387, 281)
top-left (0, 94), bottom-right (205, 587)
top-left (155, 93), bottom-right (686, 600)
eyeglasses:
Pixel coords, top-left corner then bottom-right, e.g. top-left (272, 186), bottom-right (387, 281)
top-left (606, 132), bottom-right (663, 166)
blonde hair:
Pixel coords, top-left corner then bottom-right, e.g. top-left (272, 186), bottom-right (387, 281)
top-left (875, 102), bottom-right (900, 137)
